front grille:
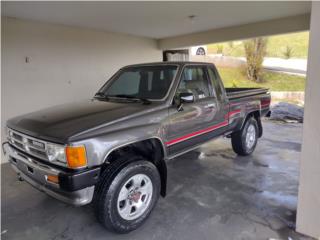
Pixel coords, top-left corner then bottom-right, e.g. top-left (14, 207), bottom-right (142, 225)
top-left (8, 129), bottom-right (48, 161)
top-left (30, 148), bottom-right (47, 158)
top-left (12, 132), bottom-right (23, 142)
top-left (14, 141), bottom-right (24, 149)
top-left (28, 139), bottom-right (45, 149)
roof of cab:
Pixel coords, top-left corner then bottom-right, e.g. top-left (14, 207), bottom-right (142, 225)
top-left (122, 61), bottom-right (215, 69)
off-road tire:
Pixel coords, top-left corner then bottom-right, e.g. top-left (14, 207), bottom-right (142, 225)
top-left (231, 117), bottom-right (258, 156)
top-left (93, 157), bottom-right (160, 233)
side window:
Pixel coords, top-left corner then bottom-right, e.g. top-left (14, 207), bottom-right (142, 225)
top-left (208, 67), bottom-right (223, 100)
top-left (176, 66), bottom-right (210, 101)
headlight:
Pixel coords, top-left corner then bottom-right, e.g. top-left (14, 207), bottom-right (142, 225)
top-left (46, 143), bottom-right (87, 169)
top-left (46, 143), bottom-right (66, 164)
top-left (6, 128), bottom-right (14, 143)
top-left (6, 127), bottom-right (13, 139)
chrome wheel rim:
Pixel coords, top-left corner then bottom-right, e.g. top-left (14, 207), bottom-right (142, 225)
top-left (245, 124), bottom-right (256, 150)
top-left (117, 174), bottom-right (153, 221)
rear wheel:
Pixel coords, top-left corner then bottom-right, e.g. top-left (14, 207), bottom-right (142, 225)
top-left (94, 158), bottom-right (160, 233)
top-left (231, 117), bottom-right (258, 156)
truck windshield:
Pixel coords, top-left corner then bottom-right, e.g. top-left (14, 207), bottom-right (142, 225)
top-left (98, 65), bottom-right (178, 100)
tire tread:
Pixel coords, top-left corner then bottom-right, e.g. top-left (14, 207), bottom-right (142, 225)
top-left (231, 117), bottom-right (258, 156)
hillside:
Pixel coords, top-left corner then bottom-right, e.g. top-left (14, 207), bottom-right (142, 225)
top-left (217, 67), bottom-right (305, 91)
top-left (207, 31), bottom-right (309, 59)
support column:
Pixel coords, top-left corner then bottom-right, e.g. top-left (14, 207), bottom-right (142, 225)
top-left (296, 2), bottom-right (320, 239)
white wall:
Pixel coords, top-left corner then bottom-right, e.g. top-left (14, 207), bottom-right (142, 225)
top-left (1, 17), bottom-right (161, 156)
top-left (296, 2), bottom-right (320, 239)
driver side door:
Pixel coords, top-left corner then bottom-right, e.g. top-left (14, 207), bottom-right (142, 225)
top-left (166, 65), bottom-right (219, 155)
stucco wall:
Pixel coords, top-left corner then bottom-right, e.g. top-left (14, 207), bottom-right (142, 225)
top-left (1, 17), bottom-right (161, 158)
top-left (296, 2), bottom-right (320, 239)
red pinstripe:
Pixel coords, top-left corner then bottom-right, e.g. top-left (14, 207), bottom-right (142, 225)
top-left (166, 120), bottom-right (228, 146)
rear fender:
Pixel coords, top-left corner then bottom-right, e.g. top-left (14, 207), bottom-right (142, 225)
top-left (239, 111), bottom-right (263, 137)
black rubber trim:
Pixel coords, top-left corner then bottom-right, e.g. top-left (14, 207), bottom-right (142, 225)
top-left (59, 167), bottom-right (101, 191)
top-left (2, 141), bottom-right (9, 154)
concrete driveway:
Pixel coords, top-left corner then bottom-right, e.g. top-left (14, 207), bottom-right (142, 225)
top-left (1, 120), bottom-right (313, 240)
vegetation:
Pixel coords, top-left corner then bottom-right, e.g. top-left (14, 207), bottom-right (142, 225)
top-left (216, 44), bottom-right (224, 54)
top-left (283, 45), bottom-right (294, 59)
top-left (266, 32), bottom-right (308, 58)
top-left (205, 32), bottom-right (307, 92)
top-left (208, 40), bottom-right (244, 56)
top-left (243, 38), bottom-right (268, 82)
top-left (207, 31), bottom-right (309, 59)
top-left (218, 67), bottom-right (305, 91)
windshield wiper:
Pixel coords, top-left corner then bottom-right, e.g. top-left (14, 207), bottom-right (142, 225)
top-left (110, 94), bottom-right (151, 104)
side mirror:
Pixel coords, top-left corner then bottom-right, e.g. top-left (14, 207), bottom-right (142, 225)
top-left (179, 92), bottom-right (194, 103)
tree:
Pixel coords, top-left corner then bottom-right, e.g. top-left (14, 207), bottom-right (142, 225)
top-left (243, 37), bottom-right (268, 82)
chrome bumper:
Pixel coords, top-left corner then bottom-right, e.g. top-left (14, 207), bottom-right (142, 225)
top-left (3, 143), bottom-right (95, 206)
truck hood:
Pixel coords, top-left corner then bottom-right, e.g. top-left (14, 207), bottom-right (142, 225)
top-left (7, 99), bottom-right (157, 143)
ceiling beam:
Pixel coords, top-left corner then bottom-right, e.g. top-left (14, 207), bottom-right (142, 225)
top-left (158, 14), bottom-right (311, 50)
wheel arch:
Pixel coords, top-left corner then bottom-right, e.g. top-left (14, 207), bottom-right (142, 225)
top-left (240, 110), bottom-right (263, 138)
top-left (103, 138), bottom-right (168, 197)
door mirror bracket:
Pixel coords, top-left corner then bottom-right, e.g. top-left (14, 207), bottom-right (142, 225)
top-left (174, 92), bottom-right (194, 112)
top-left (177, 104), bottom-right (184, 112)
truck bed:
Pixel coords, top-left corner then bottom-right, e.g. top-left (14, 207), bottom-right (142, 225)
top-left (225, 88), bottom-right (269, 100)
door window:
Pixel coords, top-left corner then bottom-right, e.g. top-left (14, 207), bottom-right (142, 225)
top-left (208, 67), bottom-right (224, 100)
top-left (176, 66), bottom-right (210, 101)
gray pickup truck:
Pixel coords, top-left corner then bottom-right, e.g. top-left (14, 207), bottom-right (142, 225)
top-left (3, 62), bottom-right (270, 233)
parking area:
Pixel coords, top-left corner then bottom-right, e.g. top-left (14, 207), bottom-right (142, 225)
top-left (1, 120), bottom-right (312, 240)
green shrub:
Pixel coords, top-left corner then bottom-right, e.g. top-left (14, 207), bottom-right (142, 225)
top-left (283, 45), bottom-right (294, 59)
top-left (231, 80), bottom-right (238, 88)
top-left (228, 41), bottom-right (234, 49)
top-left (216, 44), bottom-right (224, 54)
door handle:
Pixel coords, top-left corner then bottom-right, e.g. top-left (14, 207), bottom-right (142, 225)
top-left (204, 103), bottom-right (215, 109)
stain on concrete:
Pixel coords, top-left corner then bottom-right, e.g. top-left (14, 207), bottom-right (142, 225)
top-left (253, 161), bottom-right (269, 168)
top-left (263, 138), bottom-right (302, 152)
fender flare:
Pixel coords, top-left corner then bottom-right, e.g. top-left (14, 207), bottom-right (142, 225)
top-left (240, 110), bottom-right (263, 137)
top-left (102, 137), bottom-right (168, 197)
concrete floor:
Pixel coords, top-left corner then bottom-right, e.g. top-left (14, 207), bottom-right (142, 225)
top-left (1, 120), bottom-right (314, 240)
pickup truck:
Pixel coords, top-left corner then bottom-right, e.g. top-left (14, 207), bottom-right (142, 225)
top-left (3, 62), bottom-right (270, 233)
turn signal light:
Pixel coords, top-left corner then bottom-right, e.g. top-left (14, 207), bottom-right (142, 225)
top-left (66, 146), bottom-right (87, 169)
top-left (46, 175), bottom-right (59, 184)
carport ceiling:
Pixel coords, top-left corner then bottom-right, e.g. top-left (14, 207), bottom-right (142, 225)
top-left (2, 1), bottom-right (311, 39)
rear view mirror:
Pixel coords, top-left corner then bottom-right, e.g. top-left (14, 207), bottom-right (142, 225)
top-left (179, 92), bottom-right (194, 103)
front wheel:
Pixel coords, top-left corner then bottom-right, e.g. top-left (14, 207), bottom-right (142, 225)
top-left (231, 117), bottom-right (258, 156)
top-left (94, 159), bottom-right (160, 233)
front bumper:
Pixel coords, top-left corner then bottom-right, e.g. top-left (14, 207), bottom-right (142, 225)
top-left (3, 143), bottom-right (100, 206)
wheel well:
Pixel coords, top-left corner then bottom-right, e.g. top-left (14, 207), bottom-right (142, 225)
top-left (244, 111), bottom-right (263, 138)
top-left (105, 139), bottom-right (167, 197)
